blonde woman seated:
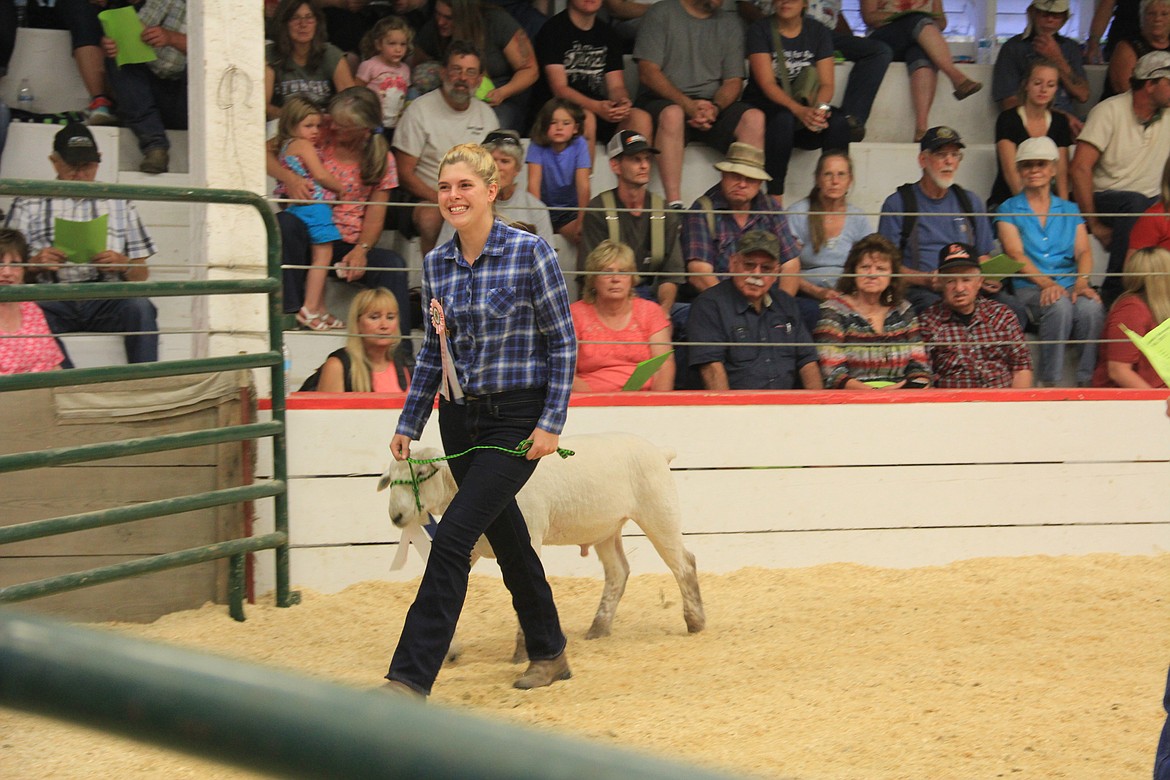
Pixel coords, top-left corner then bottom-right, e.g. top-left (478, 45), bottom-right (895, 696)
top-left (813, 233), bottom-right (932, 389)
top-left (571, 240), bottom-right (675, 391)
top-left (1091, 246), bottom-right (1170, 387)
top-left (300, 288), bottom-right (412, 392)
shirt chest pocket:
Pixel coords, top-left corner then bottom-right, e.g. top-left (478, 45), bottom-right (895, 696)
top-left (486, 286), bottom-right (517, 317)
top-left (728, 325), bottom-right (759, 365)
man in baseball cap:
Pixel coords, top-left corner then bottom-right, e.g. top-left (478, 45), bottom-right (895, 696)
top-left (581, 130), bottom-right (684, 317)
top-left (1072, 49), bottom-right (1170, 305)
top-left (5, 122), bottom-right (159, 366)
top-left (878, 127), bottom-right (1027, 327)
top-left (991, 0), bottom-right (1089, 126)
top-left (52, 122), bottom-right (102, 167)
top-left (917, 242), bottom-right (1034, 388)
top-left (686, 229), bottom-right (821, 391)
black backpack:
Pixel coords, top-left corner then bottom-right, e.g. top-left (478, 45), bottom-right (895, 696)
top-left (896, 182), bottom-right (977, 263)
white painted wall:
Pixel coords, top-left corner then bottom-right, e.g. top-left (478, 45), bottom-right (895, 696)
top-left (252, 393), bottom-right (1170, 595)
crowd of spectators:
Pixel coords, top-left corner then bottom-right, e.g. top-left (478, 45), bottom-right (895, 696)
top-left (4, 0), bottom-right (1170, 393)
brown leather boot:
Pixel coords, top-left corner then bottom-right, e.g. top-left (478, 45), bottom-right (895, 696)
top-left (513, 651), bottom-right (571, 690)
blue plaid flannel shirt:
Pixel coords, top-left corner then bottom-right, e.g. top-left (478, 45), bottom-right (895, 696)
top-left (396, 219), bottom-right (577, 438)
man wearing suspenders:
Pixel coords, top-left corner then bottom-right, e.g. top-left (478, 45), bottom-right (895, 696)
top-left (580, 130), bottom-right (685, 315)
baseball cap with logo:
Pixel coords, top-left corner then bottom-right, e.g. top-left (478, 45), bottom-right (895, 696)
top-left (606, 130), bottom-right (659, 159)
top-left (53, 122), bottom-right (101, 166)
top-left (1134, 51), bottom-right (1170, 81)
top-left (736, 230), bottom-right (780, 261)
top-left (937, 242), bottom-right (981, 274)
top-left (919, 126), bottom-right (966, 153)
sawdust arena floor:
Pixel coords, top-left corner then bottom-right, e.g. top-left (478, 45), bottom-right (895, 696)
top-left (3, 554), bottom-right (1169, 779)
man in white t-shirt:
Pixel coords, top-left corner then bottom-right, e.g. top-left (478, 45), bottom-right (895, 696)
top-left (1071, 51), bottom-right (1170, 304)
top-left (393, 41), bottom-right (500, 254)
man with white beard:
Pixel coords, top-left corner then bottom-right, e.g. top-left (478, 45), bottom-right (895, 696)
top-left (686, 230), bottom-right (822, 390)
top-left (877, 126), bottom-right (1022, 323)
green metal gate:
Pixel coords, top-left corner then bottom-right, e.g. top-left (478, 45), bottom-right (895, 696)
top-left (0, 179), bottom-right (293, 619)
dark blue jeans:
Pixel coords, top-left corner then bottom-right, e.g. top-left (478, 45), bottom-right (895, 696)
top-left (277, 210), bottom-right (412, 334)
top-left (833, 33), bottom-right (893, 126)
top-left (1093, 189), bottom-right (1157, 306)
top-left (104, 61), bottom-right (188, 153)
top-left (754, 101), bottom-right (851, 197)
top-left (40, 296), bottom-right (159, 365)
top-left (387, 389), bottom-right (566, 695)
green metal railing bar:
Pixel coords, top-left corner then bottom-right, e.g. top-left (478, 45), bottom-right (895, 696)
top-left (0, 351), bottom-right (280, 392)
top-left (0, 610), bottom-right (742, 780)
top-left (0, 178), bottom-right (294, 612)
top-left (0, 482), bottom-right (286, 545)
top-left (0, 421), bottom-right (282, 473)
top-left (0, 534), bottom-right (287, 604)
top-left (0, 277), bottom-right (279, 303)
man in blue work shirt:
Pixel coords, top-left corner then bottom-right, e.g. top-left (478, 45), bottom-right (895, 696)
top-left (687, 230), bottom-right (822, 390)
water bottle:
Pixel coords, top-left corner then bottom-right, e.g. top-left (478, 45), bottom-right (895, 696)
top-left (17, 79), bottom-right (35, 113)
top-left (14, 0), bottom-right (28, 27)
top-left (281, 342), bottom-right (292, 397)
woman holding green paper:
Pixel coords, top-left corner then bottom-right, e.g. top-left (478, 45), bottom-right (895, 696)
top-left (1091, 246), bottom-right (1170, 388)
top-left (571, 240), bottom-right (675, 392)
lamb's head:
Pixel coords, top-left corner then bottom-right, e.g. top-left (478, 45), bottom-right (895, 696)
top-left (377, 449), bottom-right (457, 527)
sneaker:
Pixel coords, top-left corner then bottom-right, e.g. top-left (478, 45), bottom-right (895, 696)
top-left (667, 201), bottom-right (684, 209)
top-left (140, 147), bottom-right (170, 174)
top-left (86, 96), bottom-right (118, 127)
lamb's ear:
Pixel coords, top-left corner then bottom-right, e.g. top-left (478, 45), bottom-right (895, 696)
top-left (376, 465), bottom-right (394, 492)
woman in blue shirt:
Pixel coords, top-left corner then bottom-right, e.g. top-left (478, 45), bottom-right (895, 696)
top-left (386, 143), bottom-right (577, 697)
top-left (996, 136), bottom-right (1104, 386)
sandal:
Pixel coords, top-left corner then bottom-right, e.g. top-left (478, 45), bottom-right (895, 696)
top-left (296, 306), bottom-right (334, 331)
top-left (953, 79), bottom-right (982, 101)
top-left (319, 312), bottom-right (346, 330)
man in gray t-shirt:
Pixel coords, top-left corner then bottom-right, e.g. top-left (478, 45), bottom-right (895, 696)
top-left (632, 0), bottom-right (765, 208)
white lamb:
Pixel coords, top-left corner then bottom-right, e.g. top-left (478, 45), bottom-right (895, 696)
top-left (378, 432), bottom-right (705, 651)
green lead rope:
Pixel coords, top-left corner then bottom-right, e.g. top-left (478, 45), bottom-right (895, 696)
top-left (389, 439), bottom-right (575, 512)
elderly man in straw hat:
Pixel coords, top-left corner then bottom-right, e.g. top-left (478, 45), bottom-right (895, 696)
top-left (682, 142), bottom-right (801, 300)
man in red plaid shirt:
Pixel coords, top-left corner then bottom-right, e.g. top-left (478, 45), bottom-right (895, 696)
top-left (918, 243), bottom-right (1034, 388)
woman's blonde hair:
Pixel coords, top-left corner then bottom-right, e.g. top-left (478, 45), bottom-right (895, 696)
top-left (1123, 247), bottom-right (1170, 324)
top-left (328, 87), bottom-right (389, 185)
top-left (582, 240), bottom-right (637, 303)
top-left (344, 287), bottom-right (401, 392)
top-left (274, 94), bottom-right (322, 151)
top-left (438, 143), bottom-right (499, 190)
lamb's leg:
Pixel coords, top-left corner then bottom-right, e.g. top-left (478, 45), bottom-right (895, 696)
top-left (636, 511), bottom-right (706, 634)
top-left (585, 532), bottom-right (630, 639)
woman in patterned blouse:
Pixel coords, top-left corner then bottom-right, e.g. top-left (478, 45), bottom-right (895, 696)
top-left (813, 233), bottom-right (932, 389)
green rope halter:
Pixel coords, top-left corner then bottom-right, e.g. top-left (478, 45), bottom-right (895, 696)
top-left (387, 439), bottom-right (575, 512)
